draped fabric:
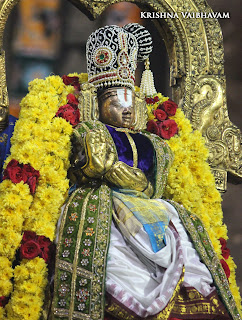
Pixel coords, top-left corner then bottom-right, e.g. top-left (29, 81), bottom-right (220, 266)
top-left (106, 199), bottom-right (215, 318)
top-left (52, 121), bottom-right (235, 320)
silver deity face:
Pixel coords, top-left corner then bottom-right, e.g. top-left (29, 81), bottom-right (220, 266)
top-left (98, 87), bottom-right (135, 128)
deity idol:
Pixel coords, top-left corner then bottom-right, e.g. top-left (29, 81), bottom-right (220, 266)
top-left (49, 24), bottom-right (236, 319)
top-left (0, 24), bottom-right (240, 320)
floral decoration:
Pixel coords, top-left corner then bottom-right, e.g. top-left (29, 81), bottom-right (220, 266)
top-left (219, 237), bottom-right (231, 260)
top-left (220, 259), bottom-right (231, 279)
top-left (3, 159), bottom-right (40, 194)
top-left (62, 75), bottom-right (81, 91)
top-left (145, 91), bottom-right (241, 313)
top-left (55, 92), bottom-right (80, 127)
top-left (20, 231), bottom-right (53, 264)
top-left (0, 73), bottom-right (87, 319)
top-left (146, 97), bottom-right (178, 140)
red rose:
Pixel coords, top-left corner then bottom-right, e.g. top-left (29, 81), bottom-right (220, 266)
top-left (158, 119), bottom-right (178, 139)
top-left (6, 159), bottom-right (18, 167)
top-left (146, 120), bottom-right (159, 135)
top-left (20, 240), bottom-right (41, 260)
top-left (219, 238), bottom-right (230, 260)
top-left (220, 259), bottom-right (230, 279)
top-left (62, 75), bottom-right (80, 91)
top-left (154, 109), bottom-right (167, 121)
top-left (67, 93), bottom-right (79, 107)
top-left (3, 160), bottom-right (28, 184)
top-left (154, 96), bottom-right (159, 102)
top-left (27, 176), bottom-right (38, 194)
top-left (41, 246), bottom-right (50, 263)
top-left (38, 236), bottom-right (51, 248)
top-left (22, 231), bottom-right (37, 242)
top-left (22, 165), bottom-right (40, 194)
top-left (0, 296), bottom-right (8, 307)
top-left (56, 104), bottom-right (80, 126)
top-left (22, 164), bottom-right (40, 179)
top-left (162, 99), bottom-right (178, 116)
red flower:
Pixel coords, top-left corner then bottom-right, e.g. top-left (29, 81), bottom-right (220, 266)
top-left (20, 232), bottom-right (53, 264)
top-left (22, 164), bottom-right (40, 179)
top-left (219, 238), bottom-right (230, 260)
top-left (20, 240), bottom-right (41, 260)
top-left (220, 259), bottom-right (230, 279)
top-left (158, 119), bottom-right (178, 139)
top-left (146, 120), bottom-right (159, 135)
top-left (27, 176), bottom-right (37, 194)
top-left (154, 109), bottom-right (167, 121)
top-left (38, 236), bottom-right (51, 248)
top-left (154, 96), bottom-right (159, 102)
top-left (62, 75), bottom-right (80, 91)
top-left (41, 246), bottom-right (50, 263)
top-left (162, 99), bottom-right (178, 116)
top-left (145, 97), bottom-right (156, 105)
top-left (22, 165), bottom-right (40, 194)
top-left (0, 296), bottom-right (8, 307)
top-left (22, 231), bottom-right (37, 242)
top-left (3, 160), bottom-right (27, 184)
top-left (56, 104), bottom-right (80, 127)
top-left (67, 93), bottom-right (79, 107)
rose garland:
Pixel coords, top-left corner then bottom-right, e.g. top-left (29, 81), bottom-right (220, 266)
top-left (0, 73), bottom-right (87, 319)
top-left (146, 93), bottom-right (241, 312)
top-left (0, 74), bottom-right (241, 318)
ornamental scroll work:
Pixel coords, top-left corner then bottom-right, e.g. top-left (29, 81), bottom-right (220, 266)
top-left (190, 76), bottom-right (242, 191)
top-left (0, 51), bottom-right (8, 132)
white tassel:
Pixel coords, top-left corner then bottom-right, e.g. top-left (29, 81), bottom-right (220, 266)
top-left (140, 58), bottom-right (157, 96)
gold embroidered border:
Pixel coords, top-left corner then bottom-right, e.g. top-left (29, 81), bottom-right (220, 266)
top-left (90, 184), bottom-right (113, 320)
top-left (142, 132), bottom-right (173, 199)
top-left (69, 189), bottom-right (94, 319)
top-left (124, 132), bottom-right (138, 168)
top-left (172, 288), bottom-right (227, 317)
top-left (58, 260), bottom-right (93, 279)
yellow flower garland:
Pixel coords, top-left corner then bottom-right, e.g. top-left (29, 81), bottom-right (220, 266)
top-left (0, 73), bottom-right (241, 318)
top-left (0, 74), bottom-right (84, 319)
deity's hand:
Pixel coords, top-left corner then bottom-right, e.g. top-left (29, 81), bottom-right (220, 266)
top-left (82, 129), bottom-right (115, 178)
top-left (104, 161), bottom-right (154, 197)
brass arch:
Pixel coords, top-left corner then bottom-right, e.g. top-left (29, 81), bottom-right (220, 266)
top-left (0, 0), bottom-right (241, 191)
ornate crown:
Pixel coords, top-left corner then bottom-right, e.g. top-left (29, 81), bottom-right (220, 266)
top-left (86, 24), bottom-right (153, 91)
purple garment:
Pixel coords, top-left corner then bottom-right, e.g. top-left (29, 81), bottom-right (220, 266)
top-left (105, 125), bottom-right (155, 178)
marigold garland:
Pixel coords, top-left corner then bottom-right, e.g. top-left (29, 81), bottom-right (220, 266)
top-left (0, 74), bottom-right (86, 319)
top-left (0, 73), bottom-right (241, 318)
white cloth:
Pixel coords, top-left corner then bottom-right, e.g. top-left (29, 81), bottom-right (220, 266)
top-left (106, 199), bottom-right (214, 317)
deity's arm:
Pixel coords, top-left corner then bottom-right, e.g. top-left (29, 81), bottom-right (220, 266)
top-left (69, 125), bottom-right (154, 197)
top-left (104, 161), bottom-right (154, 197)
top-left (69, 128), bottom-right (116, 183)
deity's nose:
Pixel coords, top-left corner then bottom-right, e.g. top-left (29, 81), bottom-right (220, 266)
top-left (122, 107), bottom-right (132, 114)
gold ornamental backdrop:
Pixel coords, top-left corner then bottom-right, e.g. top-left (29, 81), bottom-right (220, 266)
top-left (0, 0), bottom-right (241, 192)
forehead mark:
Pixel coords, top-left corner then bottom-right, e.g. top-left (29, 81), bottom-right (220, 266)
top-left (124, 87), bottom-right (127, 101)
